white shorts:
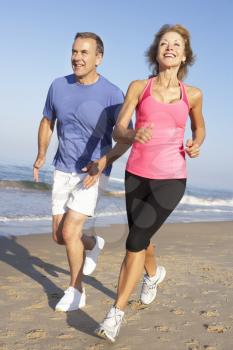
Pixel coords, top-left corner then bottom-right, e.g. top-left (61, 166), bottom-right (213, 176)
top-left (52, 170), bottom-right (109, 216)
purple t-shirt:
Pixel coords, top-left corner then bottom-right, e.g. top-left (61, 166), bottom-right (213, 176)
top-left (43, 74), bottom-right (124, 176)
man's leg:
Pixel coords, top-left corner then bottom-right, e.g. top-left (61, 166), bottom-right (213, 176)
top-left (54, 209), bottom-right (89, 312)
top-left (61, 209), bottom-right (87, 291)
top-left (52, 213), bottom-right (96, 250)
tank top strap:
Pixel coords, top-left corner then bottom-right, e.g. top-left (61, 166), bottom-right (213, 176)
top-left (179, 81), bottom-right (190, 110)
top-left (138, 78), bottom-right (154, 103)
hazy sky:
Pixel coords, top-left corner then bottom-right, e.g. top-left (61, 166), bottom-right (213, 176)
top-left (0, 0), bottom-right (233, 190)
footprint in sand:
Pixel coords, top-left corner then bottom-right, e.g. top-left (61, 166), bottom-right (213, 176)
top-left (204, 324), bottom-right (228, 333)
top-left (126, 312), bottom-right (141, 322)
top-left (56, 333), bottom-right (74, 340)
top-left (85, 344), bottom-right (105, 350)
top-left (200, 310), bottom-right (219, 318)
top-left (154, 325), bottom-right (171, 332)
top-left (26, 329), bottom-right (47, 340)
top-left (170, 308), bottom-right (185, 315)
top-left (185, 339), bottom-right (200, 350)
top-left (128, 299), bottom-right (149, 310)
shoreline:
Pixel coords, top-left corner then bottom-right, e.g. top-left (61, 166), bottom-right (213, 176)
top-left (1, 221), bottom-right (233, 349)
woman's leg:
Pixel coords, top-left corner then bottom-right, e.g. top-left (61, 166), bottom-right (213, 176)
top-left (144, 243), bottom-right (157, 277)
top-left (115, 249), bottom-right (146, 310)
top-left (116, 178), bottom-right (187, 309)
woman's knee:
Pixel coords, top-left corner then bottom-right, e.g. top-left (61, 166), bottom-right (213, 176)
top-left (126, 235), bottom-right (148, 252)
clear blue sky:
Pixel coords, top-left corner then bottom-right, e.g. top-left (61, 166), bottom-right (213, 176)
top-left (0, 0), bottom-right (232, 190)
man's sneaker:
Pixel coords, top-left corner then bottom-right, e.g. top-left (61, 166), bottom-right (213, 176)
top-left (83, 236), bottom-right (105, 275)
top-left (140, 265), bottom-right (166, 305)
top-left (55, 286), bottom-right (86, 312)
top-left (95, 306), bottom-right (124, 343)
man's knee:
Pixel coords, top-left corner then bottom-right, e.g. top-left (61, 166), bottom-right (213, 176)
top-left (61, 227), bottom-right (82, 244)
top-left (53, 232), bottom-right (64, 245)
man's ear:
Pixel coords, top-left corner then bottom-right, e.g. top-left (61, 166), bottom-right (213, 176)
top-left (96, 53), bottom-right (103, 67)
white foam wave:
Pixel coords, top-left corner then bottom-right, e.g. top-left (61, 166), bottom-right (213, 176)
top-left (0, 216), bottom-right (51, 222)
top-left (1, 206), bottom-right (232, 224)
top-left (109, 177), bottom-right (124, 183)
top-left (181, 195), bottom-right (233, 207)
top-left (177, 208), bottom-right (233, 213)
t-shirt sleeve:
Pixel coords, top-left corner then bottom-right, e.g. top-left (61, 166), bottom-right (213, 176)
top-left (109, 89), bottom-right (133, 129)
top-left (42, 83), bottom-right (56, 120)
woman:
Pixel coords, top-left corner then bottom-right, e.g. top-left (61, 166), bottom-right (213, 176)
top-left (96, 24), bottom-right (206, 342)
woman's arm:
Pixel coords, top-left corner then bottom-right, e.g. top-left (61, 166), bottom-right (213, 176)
top-left (113, 80), bottom-right (153, 144)
top-left (186, 87), bottom-right (206, 158)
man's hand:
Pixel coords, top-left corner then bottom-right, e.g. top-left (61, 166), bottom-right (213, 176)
top-left (33, 156), bottom-right (46, 182)
top-left (185, 139), bottom-right (200, 158)
top-left (134, 123), bottom-right (154, 144)
top-left (82, 158), bottom-right (107, 189)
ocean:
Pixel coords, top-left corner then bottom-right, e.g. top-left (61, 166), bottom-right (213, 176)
top-left (0, 163), bottom-right (232, 236)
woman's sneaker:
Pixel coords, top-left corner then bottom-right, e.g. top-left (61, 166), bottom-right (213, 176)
top-left (95, 306), bottom-right (125, 343)
top-left (83, 236), bottom-right (105, 275)
top-left (140, 266), bottom-right (166, 305)
top-left (55, 286), bottom-right (86, 312)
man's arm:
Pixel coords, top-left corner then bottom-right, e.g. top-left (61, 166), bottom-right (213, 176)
top-left (33, 116), bottom-right (55, 182)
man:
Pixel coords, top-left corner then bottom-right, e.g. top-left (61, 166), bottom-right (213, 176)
top-left (33, 32), bottom-right (130, 312)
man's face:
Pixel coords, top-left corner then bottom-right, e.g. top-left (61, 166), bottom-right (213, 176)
top-left (71, 38), bottom-right (102, 78)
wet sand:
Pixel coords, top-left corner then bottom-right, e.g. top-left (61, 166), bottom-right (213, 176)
top-left (0, 221), bottom-right (233, 350)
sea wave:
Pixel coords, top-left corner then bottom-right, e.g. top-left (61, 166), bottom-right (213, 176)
top-left (1, 207), bottom-right (232, 224)
top-left (0, 215), bottom-right (52, 222)
top-left (181, 195), bottom-right (233, 207)
top-left (0, 180), bottom-right (51, 191)
top-left (1, 180), bottom-right (233, 208)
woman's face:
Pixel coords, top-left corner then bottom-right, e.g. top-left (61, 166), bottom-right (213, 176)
top-left (156, 31), bottom-right (186, 70)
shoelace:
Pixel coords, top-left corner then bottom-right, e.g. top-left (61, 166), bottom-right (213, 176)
top-left (106, 313), bottom-right (122, 325)
top-left (142, 277), bottom-right (159, 294)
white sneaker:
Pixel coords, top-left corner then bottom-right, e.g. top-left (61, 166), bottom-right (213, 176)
top-left (83, 236), bottom-right (105, 275)
top-left (140, 266), bottom-right (166, 305)
top-left (55, 286), bottom-right (86, 312)
top-left (95, 306), bottom-right (125, 343)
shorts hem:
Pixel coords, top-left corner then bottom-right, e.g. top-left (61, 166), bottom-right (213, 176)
top-left (67, 204), bottom-right (95, 217)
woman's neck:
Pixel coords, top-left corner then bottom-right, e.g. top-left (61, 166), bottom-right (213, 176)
top-left (157, 68), bottom-right (179, 88)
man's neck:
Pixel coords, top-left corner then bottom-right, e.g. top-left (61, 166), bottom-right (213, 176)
top-left (75, 72), bottom-right (100, 85)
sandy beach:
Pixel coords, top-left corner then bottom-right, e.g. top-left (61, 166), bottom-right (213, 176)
top-left (0, 221), bottom-right (233, 350)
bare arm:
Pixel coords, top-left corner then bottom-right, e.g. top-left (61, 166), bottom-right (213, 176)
top-left (83, 80), bottom-right (154, 188)
top-left (185, 87), bottom-right (206, 158)
top-left (33, 116), bottom-right (55, 181)
top-left (113, 80), bottom-right (153, 144)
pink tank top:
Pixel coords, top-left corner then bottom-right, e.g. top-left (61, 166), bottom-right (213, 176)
top-left (126, 77), bottom-right (190, 179)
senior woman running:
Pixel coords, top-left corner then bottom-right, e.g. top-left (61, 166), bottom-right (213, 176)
top-left (96, 24), bottom-right (206, 342)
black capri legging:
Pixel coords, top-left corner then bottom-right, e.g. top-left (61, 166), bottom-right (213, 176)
top-left (125, 171), bottom-right (186, 252)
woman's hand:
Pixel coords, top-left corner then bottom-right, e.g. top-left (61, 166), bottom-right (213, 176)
top-left (185, 139), bottom-right (200, 158)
